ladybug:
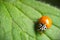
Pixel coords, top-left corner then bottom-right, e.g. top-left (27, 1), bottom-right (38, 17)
top-left (37, 16), bottom-right (52, 31)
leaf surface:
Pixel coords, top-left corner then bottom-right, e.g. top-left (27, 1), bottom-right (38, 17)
top-left (0, 0), bottom-right (60, 40)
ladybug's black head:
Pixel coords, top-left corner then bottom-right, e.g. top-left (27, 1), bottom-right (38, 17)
top-left (37, 23), bottom-right (47, 31)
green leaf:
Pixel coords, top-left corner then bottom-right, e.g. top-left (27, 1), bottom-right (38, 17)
top-left (0, 0), bottom-right (60, 40)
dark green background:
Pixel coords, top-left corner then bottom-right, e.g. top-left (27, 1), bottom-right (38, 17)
top-left (38, 0), bottom-right (60, 8)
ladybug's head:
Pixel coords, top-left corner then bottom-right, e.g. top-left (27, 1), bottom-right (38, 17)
top-left (37, 23), bottom-right (47, 31)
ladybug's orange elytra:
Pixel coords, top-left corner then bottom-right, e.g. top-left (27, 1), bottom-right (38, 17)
top-left (39, 16), bottom-right (52, 28)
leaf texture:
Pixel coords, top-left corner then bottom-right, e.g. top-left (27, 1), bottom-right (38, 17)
top-left (0, 0), bottom-right (60, 40)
